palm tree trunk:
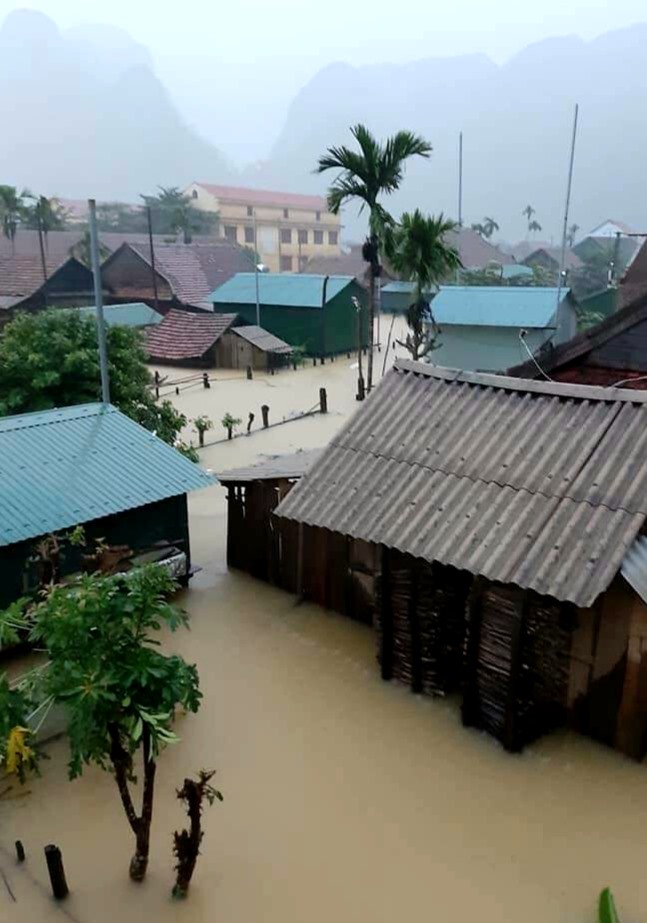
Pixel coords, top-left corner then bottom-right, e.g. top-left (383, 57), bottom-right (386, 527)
top-left (367, 232), bottom-right (380, 391)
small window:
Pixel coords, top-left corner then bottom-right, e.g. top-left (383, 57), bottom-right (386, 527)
top-left (314, 230), bottom-right (324, 245)
top-left (280, 255), bottom-right (293, 272)
top-left (224, 225), bottom-right (237, 242)
top-left (283, 208), bottom-right (289, 219)
top-left (192, 189), bottom-right (198, 199)
top-left (280, 228), bottom-right (292, 244)
top-left (247, 205), bottom-right (253, 217)
top-left (329, 230), bottom-right (338, 246)
top-left (315, 211), bottom-right (321, 221)
top-left (244, 226), bottom-right (255, 244)
top-left (298, 229), bottom-right (308, 245)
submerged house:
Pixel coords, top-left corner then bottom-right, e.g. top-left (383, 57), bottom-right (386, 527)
top-left (209, 273), bottom-right (368, 356)
top-left (508, 291), bottom-right (647, 388)
top-left (269, 360), bottom-right (647, 759)
top-left (0, 403), bottom-right (213, 612)
top-left (428, 286), bottom-right (577, 372)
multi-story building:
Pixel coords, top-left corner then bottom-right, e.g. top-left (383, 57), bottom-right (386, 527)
top-left (184, 183), bottom-right (342, 273)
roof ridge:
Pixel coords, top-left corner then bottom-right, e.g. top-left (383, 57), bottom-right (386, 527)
top-left (0, 402), bottom-right (112, 430)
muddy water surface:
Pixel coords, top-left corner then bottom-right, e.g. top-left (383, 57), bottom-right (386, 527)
top-left (2, 335), bottom-right (647, 922)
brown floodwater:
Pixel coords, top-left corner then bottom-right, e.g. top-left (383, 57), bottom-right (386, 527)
top-left (2, 330), bottom-right (647, 922)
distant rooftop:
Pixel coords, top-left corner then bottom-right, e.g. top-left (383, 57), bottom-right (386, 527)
top-left (432, 286), bottom-right (569, 328)
top-left (77, 303), bottom-right (163, 328)
top-left (193, 183), bottom-right (328, 211)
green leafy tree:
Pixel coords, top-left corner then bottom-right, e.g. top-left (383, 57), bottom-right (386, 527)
top-left (142, 187), bottom-right (219, 241)
top-left (193, 415), bottom-right (213, 447)
top-left (316, 124), bottom-right (432, 391)
top-left (598, 888), bottom-right (620, 923)
top-left (21, 194), bottom-right (68, 236)
top-left (0, 310), bottom-right (189, 454)
top-left (222, 412), bottom-right (242, 440)
top-left (387, 211), bottom-right (461, 362)
top-left (0, 185), bottom-right (25, 251)
top-left (69, 227), bottom-right (110, 267)
top-left (1, 566), bottom-right (202, 881)
top-left (172, 769), bottom-right (223, 898)
top-left (0, 676), bottom-right (39, 787)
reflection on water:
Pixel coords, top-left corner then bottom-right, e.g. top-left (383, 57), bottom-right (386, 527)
top-left (3, 335), bottom-right (647, 921)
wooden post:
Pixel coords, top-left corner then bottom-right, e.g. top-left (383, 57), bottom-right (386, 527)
top-left (261, 404), bottom-right (269, 428)
top-left (615, 593), bottom-right (647, 759)
top-left (380, 546), bottom-right (394, 681)
top-left (462, 581), bottom-right (484, 728)
top-left (202, 372), bottom-right (210, 389)
top-left (247, 412), bottom-right (254, 434)
top-left (296, 522), bottom-right (305, 601)
top-left (15, 841), bottom-right (25, 863)
top-left (198, 429), bottom-right (205, 447)
top-left (44, 845), bottom-right (69, 900)
top-left (246, 365), bottom-right (253, 380)
top-left (408, 559), bottom-right (423, 694)
top-left (319, 387), bottom-right (328, 414)
top-left (504, 596), bottom-right (527, 753)
top-left (175, 386), bottom-right (180, 395)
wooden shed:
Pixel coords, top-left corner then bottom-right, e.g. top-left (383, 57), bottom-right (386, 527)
top-left (273, 361), bottom-right (647, 760)
top-left (217, 325), bottom-right (293, 372)
top-left (0, 403), bottom-right (213, 619)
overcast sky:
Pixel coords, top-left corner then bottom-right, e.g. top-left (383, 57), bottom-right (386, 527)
top-left (2, 0), bottom-right (646, 64)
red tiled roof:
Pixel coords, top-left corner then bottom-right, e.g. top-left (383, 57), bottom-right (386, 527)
top-left (0, 230), bottom-right (216, 264)
top-left (447, 228), bottom-right (516, 268)
top-left (145, 308), bottom-right (238, 361)
top-left (0, 253), bottom-right (70, 298)
top-left (194, 183), bottom-right (328, 211)
top-left (129, 242), bottom-right (251, 305)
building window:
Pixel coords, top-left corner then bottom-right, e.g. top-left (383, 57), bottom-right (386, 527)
top-left (315, 211), bottom-right (321, 221)
top-left (247, 205), bottom-right (253, 217)
top-left (244, 226), bottom-right (255, 244)
top-left (329, 230), bottom-right (338, 246)
top-left (192, 189), bottom-right (198, 199)
top-left (283, 208), bottom-right (289, 219)
top-left (280, 255), bottom-right (293, 271)
top-left (298, 229), bottom-right (308, 245)
top-left (224, 225), bottom-right (237, 242)
top-left (280, 228), bottom-right (292, 244)
top-left (314, 230), bottom-right (324, 245)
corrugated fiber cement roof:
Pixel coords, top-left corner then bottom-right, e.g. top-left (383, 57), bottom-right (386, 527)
top-left (77, 303), bottom-right (163, 328)
top-left (209, 273), bottom-right (354, 309)
top-left (432, 286), bottom-right (565, 328)
top-left (0, 403), bottom-right (213, 547)
top-left (275, 362), bottom-right (647, 607)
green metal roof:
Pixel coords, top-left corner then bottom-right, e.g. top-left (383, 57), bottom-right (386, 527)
top-left (0, 403), bottom-right (213, 548)
top-left (76, 303), bottom-right (163, 328)
top-left (209, 273), bottom-right (355, 309)
top-left (433, 286), bottom-right (568, 328)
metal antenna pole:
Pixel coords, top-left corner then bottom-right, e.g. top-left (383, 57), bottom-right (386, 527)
top-left (88, 199), bottom-right (110, 404)
top-left (253, 209), bottom-right (261, 327)
top-left (556, 103), bottom-right (579, 312)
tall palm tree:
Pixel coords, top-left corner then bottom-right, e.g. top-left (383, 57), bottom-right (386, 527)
top-left (316, 124), bottom-right (432, 390)
top-left (482, 216), bottom-right (500, 239)
top-left (529, 219), bottom-right (542, 236)
top-left (388, 211), bottom-right (461, 361)
top-left (523, 205), bottom-right (536, 240)
top-left (0, 185), bottom-right (25, 253)
top-left (567, 222), bottom-right (580, 248)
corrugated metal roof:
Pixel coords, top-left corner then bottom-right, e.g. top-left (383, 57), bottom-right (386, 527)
top-left (218, 449), bottom-right (322, 483)
top-left (275, 361), bottom-right (647, 607)
top-left (500, 264), bottom-right (534, 279)
top-left (231, 325), bottom-right (293, 353)
top-left (432, 286), bottom-right (567, 328)
top-left (77, 303), bottom-right (163, 328)
top-left (621, 535), bottom-right (647, 604)
top-left (0, 403), bottom-right (213, 547)
top-left (209, 273), bottom-right (355, 309)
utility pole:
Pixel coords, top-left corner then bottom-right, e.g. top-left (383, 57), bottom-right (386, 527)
top-left (253, 209), bottom-right (261, 327)
top-left (36, 204), bottom-right (48, 307)
top-left (556, 103), bottom-right (579, 313)
top-left (88, 199), bottom-right (111, 404)
top-left (146, 205), bottom-right (160, 313)
top-left (457, 131), bottom-right (463, 284)
top-left (352, 295), bottom-right (365, 401)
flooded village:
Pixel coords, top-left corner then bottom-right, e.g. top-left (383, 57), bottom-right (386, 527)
top-left (4, 7), bottom-right (647, 921)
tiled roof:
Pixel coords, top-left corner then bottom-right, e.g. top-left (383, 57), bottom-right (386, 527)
top-left (524, 247), bottom-right (582, 270)
top-left (231, 325), bottom-right (292, 354)
top-left (0, 253), bottom-right (87, 301)
top-left (129, 242), bottom-right (251, 305)
top-left (447, 228), bottom-right (517, 269)
top-left (210, 273), bottom-right (355, 308)
top-left (0, 403), bottom-right (213, 547)
top-left (145, 308), bottom-right (238, 361)
top-left (194, 183), bottom-right (328, 211)
top-left (276, 361), bottom-right (647, 607)
top-left (0, 230), bottom-right (198, 264)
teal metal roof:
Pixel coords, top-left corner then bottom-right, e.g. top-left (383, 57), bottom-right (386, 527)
top-left (500, 264), bottom-right (534, 279)
top-left (432, 286), bottom-right (567, 328)
top-left (209, 273), bottom-right (355, 309)
top-left (0, 403), bottom-right (213, 548)
top-left (381, 281), bottom-right (436, 296)
top-left (77, 303), bottom-right (163, 328)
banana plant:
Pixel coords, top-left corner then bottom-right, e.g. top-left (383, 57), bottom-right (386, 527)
top-left (599, 888), bottom-right (619, 923)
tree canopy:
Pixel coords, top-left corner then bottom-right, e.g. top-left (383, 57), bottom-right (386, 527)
top-left (95, 188), bottom-right (219, 239)
top-left (0, 310), bottom-right (188, 450)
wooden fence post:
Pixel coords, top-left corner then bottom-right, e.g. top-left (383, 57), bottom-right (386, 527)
top-left (408, 559), bottom-right (423, 693)
top-left (44, 845), bottom-right (69, 900)
top-left (15, 841), bottom-right (25, 863)
top-left (261, 404), bottom-right (269, 428)
top-left (247, 412), bottom-right (254, 434)
top-left (319, 387), bottom-right (328, 414)
top-left (246, 365), bottom-right (253, 380)
top-left (380, 546), bottom-right (394, 681)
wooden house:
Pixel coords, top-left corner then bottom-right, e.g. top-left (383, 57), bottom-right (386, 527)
top-left (508, 291), bottom-right (647, 389)
top-left (209, 273), bottom-right (368, 357)
top-left (267, 361), bottom-right (647, 760)
top-left (0, 403), bottom-right (213, 615)
top-left (0, 255), bottom-right (98, 330)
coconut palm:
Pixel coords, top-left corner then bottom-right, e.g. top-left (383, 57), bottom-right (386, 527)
top-left (471, 222), bottom-right (486, 237)
top-left (0, 185), bottom-right (25, 252)
top-left (522, 204), bottom-right (535, 222)
top-left (22, 194), bottom-right (68, 240)
top-left (529, 219), bottom-right (542, 236)
top-left (388, 211), bottom-right (462, 361)
top-left (316, 124), bottom-right (432, 391)
top-left (482, 216), bottom-right (500, 239)
top-left (567, 222), bottom-right (580, 247)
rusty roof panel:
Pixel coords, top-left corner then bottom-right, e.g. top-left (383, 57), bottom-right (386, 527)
top-left (276, 361), bottom-right (647, 606)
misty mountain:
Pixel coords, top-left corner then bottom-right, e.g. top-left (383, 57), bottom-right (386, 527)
top-left (256, 25), bottom-right (647, 240)
top-left (0, 10), bottom-right (231, 201)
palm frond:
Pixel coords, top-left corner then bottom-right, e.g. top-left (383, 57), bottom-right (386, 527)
top-left (379, 131), bottom-right (432, 192)
top-left (316, 144), bottom-right (370, 184)
top-left (326, 177), bottom-right (371, 215)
